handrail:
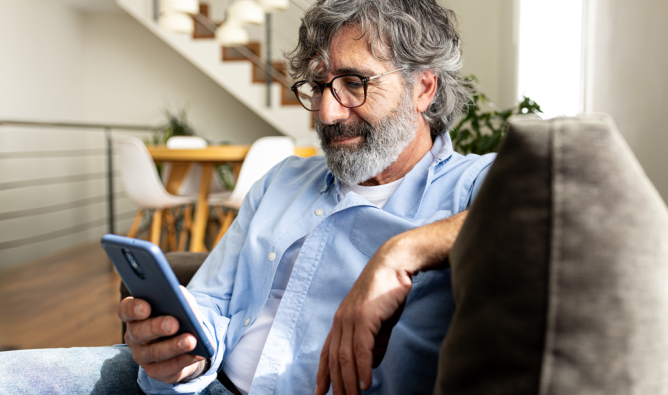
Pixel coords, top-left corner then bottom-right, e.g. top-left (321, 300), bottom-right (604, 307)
top-left (0, 119), bottom-right (159, 131)
top-left (0, 119), bottom-right (157, 239)
top-left (191, 13), bottom-right (292, 89)
top-left (290, 0), bottom-right (310, 12)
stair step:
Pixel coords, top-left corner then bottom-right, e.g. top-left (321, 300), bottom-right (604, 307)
top-left (252, 61), bottom-right (287, 83)
top-left (223, 42), bottom-right (261, 61)
top-left (193, 4), bottom-right (218, 39)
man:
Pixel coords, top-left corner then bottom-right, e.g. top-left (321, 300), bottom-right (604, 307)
top-left (0, 1), bottom-right (494, 394)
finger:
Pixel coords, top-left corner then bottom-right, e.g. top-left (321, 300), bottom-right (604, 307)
top-left (126, 315), bottom-right (179, 345)
top-left (316, 331), bottom-right (333, 395)
top-left (180, 286), bottom-right (203, 323)
top-left (353, 323), bottom-right (376, 390)
top-left (328, 313), bottom-right (346, 395)
top-left (339, 312), bottom-right (360, 395)
top-left (180, 286), bottom-right (216, 351)
top-left (142, 345), bottom-right (205, 383)
top-left (117, 297), bottom-right (151, 323)
top-left (134, 333), bottom-right (198, 366)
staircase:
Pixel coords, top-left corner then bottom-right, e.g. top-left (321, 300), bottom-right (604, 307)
top-left (116, 0), bottom-right (317, 145)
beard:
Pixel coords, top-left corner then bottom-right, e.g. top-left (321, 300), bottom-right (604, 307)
top-left (315, 91), bottom-right (418, 186)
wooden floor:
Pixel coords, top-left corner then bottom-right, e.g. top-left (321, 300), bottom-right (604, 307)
top-left (0, 242), bottom-right (122, 351)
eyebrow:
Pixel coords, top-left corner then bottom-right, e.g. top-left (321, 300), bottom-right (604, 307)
top-left (331, 66), bottom-right (376, 77)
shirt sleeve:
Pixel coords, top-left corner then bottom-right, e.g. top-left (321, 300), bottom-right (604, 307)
top-left (136, 165), bottom-right (273, 395)
top-left (470, 164), bottom-right (491, 204)
top-left (454, 152), bottom-right (496, 212)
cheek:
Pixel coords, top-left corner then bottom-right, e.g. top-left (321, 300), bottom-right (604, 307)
top-left (356, 95), bottom-right (396, 123)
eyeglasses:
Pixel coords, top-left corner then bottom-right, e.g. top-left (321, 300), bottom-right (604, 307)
top-left (290, 67), bottom-right (406, 112)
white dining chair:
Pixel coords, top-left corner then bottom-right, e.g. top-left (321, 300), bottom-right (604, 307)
top-left (212, 136), bottom-right (295, 244)
top-left (117, 135), bottom-right (197, 250)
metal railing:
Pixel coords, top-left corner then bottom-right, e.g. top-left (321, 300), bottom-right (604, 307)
top-left (190, 13), bottom-right (291, 86)
top-left (0, 120), bottom-right (158, 250)
top-left (152, 0), bottom-right (295, 107)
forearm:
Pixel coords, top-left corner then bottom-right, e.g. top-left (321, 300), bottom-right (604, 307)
top-left (375, 210), bottom-right (468, 274)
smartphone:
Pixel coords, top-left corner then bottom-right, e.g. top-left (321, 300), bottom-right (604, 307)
top-left (101, 234), bottom-right (214, 358)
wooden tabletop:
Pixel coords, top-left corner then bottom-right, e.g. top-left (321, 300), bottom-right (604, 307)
top-left (145, 144), bottom-right (318, 252)
top-left (147, 145), bottom-right (317, 162)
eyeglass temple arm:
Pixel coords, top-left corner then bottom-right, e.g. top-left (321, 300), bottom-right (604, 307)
top-left (368, 67), bottom-right (407, 81)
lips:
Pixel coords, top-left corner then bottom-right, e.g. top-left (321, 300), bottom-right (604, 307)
top-left (332, 135), bottom-right (362, 143)
top-left (316, 120), bottom-right (369, 147)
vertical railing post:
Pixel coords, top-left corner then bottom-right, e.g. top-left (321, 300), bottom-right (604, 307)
top-left (265, 12), bottom-right (272, 108)
top-left (106, 128), bottom-right (116, 235)
top-left (153, 0), bottom-right (159, 21)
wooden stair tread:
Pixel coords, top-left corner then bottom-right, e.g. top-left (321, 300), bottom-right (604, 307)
top-left (223, 42), bottom-right (261, 61)
top-left (193, 4), bottom-right (219, 39)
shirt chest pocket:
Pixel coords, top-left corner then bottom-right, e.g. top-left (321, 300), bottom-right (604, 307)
top-left (350, 208), bottom-right (452, 258)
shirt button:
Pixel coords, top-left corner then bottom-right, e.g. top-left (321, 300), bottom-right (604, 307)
top-left (244, 318), bottom-right (250, 326)
top-left (315, 209), bottom-right (324, 216)
top-left (268, 252), bottom-right (276, 261)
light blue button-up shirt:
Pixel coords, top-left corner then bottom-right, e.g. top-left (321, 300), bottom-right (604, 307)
top-left (139, 133), bottom-right (495, 395)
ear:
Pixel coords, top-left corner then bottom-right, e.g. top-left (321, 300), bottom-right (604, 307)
top-left (414, 70), bottom-right (438, 113)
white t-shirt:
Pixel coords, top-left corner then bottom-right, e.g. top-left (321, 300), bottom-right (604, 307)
top-left (222, 177), bottom-right (404, 393)
top-left (337, 177), bottom-right (404, 209)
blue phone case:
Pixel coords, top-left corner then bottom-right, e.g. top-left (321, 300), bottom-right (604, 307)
top-left (101, 234), bottom-right (214, 359)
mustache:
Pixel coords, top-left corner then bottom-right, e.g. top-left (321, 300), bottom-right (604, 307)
top-left (315, 119), bottom-right (373, 146)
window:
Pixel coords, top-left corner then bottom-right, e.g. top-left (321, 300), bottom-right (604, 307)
top-left (517, 0), bottom-right (585, 119)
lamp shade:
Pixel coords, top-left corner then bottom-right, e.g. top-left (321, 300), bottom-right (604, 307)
top-left (215, 21), bottom-right (250, 46)
top-left (228, 0), bottom-right (265, 25)
top-left (162, 0), bottom-right (200, 15)
top-left (258, 0), bottom-right (289, 12)
top-left (159, 11), bottom-right (194, 34)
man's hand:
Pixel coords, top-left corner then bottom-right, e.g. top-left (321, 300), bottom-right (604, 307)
top-left (117, 286), bottom-right (210, 384)
top-left (315, 211), bottom-right (468, 395)
top-left (315, 244), bottom-right (413, 395)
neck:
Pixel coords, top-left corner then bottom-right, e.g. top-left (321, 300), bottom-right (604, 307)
top-left (360, 117), bottom-right (433, 186)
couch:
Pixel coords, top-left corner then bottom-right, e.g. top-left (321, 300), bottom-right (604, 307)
top-left (120, 114), bottom-right (668, 395)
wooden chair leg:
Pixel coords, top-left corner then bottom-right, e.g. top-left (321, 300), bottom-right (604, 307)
top-left (214, 210), bottom-right (236, 246)
top-left (164, 210), bottom-right (178, 252)
top-left (178, 204), bottom-right (193, 251)
top-left (150, 209), bottom-right (163, 245)
top-left (127, 209), bottom-right (144, 238)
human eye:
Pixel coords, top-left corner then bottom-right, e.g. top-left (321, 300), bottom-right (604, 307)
top-left (337, 76), bottom-right (364, 92)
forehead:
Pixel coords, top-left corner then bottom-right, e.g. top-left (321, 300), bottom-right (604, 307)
top-left (325, 25), bottom-right (390, 76)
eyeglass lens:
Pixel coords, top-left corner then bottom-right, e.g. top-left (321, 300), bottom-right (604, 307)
top-left (295, 75), bottom-right (366, 111)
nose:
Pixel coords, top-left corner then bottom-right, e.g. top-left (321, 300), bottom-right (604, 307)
top-left (317, 87), bottom-right (350, 125)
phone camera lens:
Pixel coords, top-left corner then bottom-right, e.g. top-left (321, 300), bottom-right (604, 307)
top-left (122, 248), bottom-right (146, 279)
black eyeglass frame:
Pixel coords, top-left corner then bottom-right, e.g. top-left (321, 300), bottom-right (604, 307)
top-left (290, 67), bottom-right (407, 112)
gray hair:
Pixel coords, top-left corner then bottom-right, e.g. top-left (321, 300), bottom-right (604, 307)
top-left (285, 0), bottom-right (471, 135)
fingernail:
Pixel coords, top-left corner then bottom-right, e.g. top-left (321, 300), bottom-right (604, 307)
top-left (179, 337), bottom-right (189, 349)
top-left (134, 304), bottom-right (143, 317)
top-left (162, 318), bottom-right (172, 333)
top-left (360, 380), bottom-right (366, 389)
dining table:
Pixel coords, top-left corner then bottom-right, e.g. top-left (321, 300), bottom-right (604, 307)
top-left (147, 145), bottom-right (317, 252)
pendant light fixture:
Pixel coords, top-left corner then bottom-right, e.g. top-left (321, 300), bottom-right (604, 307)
top-left (258, 0), bottom-right (289, 12)
top-left (228, 0), bottom-right (265, 25)
top-left (215, 20), bottom-right (250, 46)
top-left (161, 0), bottom-right (200, 15)
top-left (159, 11), bottom-right (195, 34)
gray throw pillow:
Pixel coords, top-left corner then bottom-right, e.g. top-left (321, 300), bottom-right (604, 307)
top-left (435, 114), bottom-right (668, 395)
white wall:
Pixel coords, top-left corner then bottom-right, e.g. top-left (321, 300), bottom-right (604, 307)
top-left (0, 1), bottom-right (280, 269)
top-left (584, 0), bottom-right (668, 202)
top-left (440, 0), bottom-right (518, 109)
top-left (82, 12), bottom-right (280, 144)
top-left (0, 1), bottom-right (87, 120)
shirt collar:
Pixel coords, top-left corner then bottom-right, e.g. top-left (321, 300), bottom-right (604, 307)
top-left (321, 131), bottom-right (454, 194)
